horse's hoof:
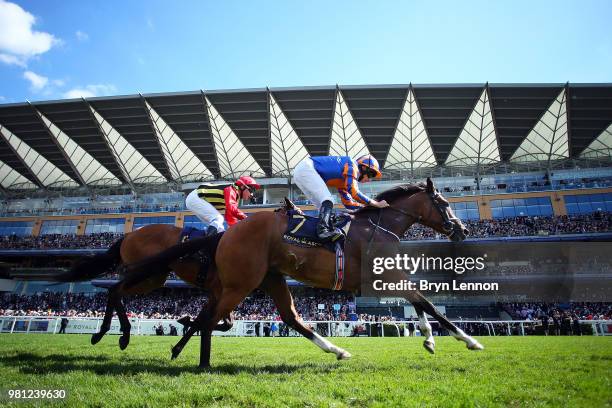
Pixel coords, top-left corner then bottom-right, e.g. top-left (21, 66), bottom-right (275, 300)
top-left (91, 333), bottom-right (103, 345)
top-left (119, 335), bottom-right (130, 350)
top-left (423, 340), bottom-right (435, 354)
top-left (336, 350), bottom-right (352, 360)
top-left (467, 341), bottom-right (484, 351)
top-left (171, 346), bottom-right (182, 360)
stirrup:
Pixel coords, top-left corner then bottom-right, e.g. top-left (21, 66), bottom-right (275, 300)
top-left (317, 223), bottom-right (342, 241)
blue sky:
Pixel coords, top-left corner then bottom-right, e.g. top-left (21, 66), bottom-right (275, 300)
top-left (0, 0), bottom-right (611, 103)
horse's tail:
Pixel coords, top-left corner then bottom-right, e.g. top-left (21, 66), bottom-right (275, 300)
top-left (54, 236), bottom-right (125, 282)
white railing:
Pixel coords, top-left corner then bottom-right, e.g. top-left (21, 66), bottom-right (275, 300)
top-left (1, 316), bottom-right (609, 336)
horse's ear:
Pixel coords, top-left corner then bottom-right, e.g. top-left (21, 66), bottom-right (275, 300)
top-left (426, 177), bottom-right (434, 193)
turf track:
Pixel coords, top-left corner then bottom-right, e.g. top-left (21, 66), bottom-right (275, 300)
top-left (0, 334), bottom-right (610, 407)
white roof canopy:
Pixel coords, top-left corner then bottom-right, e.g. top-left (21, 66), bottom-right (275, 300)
top-left (385, 89), bottom-right (436, 170)
top-left (144, 100), bottom-right (214, 183)
top-left (329, 89), bottom-right (370, 158)
top-left (0, 123), bottom-right (78, 188)
top-left (89, 104), bottom-right (166, 185)
top-left (269, 93), bottom-right (310, 176)
top-left (511, 88), bottom-right (569, 163)
top-left (581, 122), bottom-right (612, 159)
top-left (205, 96), bottom-right (264, 179)
top-left (446, 87), bottom-right (500, 167)
top-left (37, 110), bottom-right (121, 186)
top-left (0, 159), bottom-right (36, 189)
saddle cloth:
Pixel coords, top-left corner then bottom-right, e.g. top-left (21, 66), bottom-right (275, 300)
top-left (282, 210), bottom-right (351, 251)
top-left (282, 210), bottom-right (350, 291)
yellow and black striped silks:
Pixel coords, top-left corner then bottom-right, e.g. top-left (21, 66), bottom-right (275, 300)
top-left (196, 184), bottom-right (232, 211)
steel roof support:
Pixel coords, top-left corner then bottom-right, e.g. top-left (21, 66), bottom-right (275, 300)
top-left (140, 94), bottom-right (183, 184)
top-left (202, 91), bottom-right (237, 179)
top-left (83, 98), bottom-right (137, 193)
top-left (28, 102), bottom-right (89, 191)
top-left (545, 88), bottom-right (567, 176)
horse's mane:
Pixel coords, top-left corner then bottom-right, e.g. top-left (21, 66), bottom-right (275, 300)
top-left (353, 183), bottom-right (426, 215)
top-left (374, 183), bottom-right (426, 202)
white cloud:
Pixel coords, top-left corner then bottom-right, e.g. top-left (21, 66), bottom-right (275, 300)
top-left (75, 30), bottom-right (88, 42)
top-left (0, 53), bottom-right (26, 67)
top-left (23, 70), bottom-right (48, 91)
top-left (0, 0), bottom-right (60, 66)
top-left (63, 84), bottom-right (117, 99)
top-left (0, 95), bottom-right (6, 101)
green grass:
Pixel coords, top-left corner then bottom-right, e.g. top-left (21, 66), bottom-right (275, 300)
top-left (0, 334), bottom-right (610, 407)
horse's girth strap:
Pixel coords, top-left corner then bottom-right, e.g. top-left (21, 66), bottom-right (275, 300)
top-left (333, 242), bottom-right (345, 291)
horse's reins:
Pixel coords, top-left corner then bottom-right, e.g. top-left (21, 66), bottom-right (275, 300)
top-left (364, 205), bottom-right (418, 256)
top-left (364, 190), bottom-right (463, 254)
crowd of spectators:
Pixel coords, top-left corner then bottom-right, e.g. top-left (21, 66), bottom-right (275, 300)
top-left (232, 289), bottom-right (353, 321)
top-left (403, 212), bottom-right (611, 240)
top-left (0, 288), bottom-right (354, 321)
top-left (2, 290), bottom-right (609, 328)
top-left (0, 233), bottom-right (122, 249)
top-left (0, 213), bottom-right (610, 250)
top-left (502, 302), bottom-right (611, 321)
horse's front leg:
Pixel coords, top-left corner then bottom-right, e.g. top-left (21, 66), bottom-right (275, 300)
top-left (409, 291), bottom-right (484, 351)
top-left (261, 273), bottom-right (351, 360)
top-left (414, 305), bottom-right (435, 354)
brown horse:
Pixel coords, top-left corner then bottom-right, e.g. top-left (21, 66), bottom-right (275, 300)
top-left (56, 225), bottom-right (229, 350)
top-left (160, 177), bottom-right (484, 367)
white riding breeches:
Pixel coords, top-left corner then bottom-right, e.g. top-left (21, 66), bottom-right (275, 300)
top-left (293, 158), bottom-right (333, 210)
top-left (185, 190), bottom-right (226, 232)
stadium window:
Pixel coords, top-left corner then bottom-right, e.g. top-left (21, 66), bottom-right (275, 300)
top-left (490, 196), bottom-right (552, 219)
top-left (133, 216), bottom-right (175, 229)
top-left (40, 219), bottom-right (79, 235)
top-left (0, 221), bottom-right (34, 236)
top-left (449, 201), bottom-right (480, 220)
top-left (85, 218), bottom-right (125, 234)
top-left (565, 193), bottom-right (612, 215)
top-left (184, 215), bottom-right (208, 230)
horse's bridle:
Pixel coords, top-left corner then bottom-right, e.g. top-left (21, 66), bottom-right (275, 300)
top-left (423, 190), bottom-right (463, 238)
top-left (369, 190), bottom-right (464, 242)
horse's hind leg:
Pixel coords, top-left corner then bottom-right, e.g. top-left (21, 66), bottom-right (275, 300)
top-left (91, 289), bottom-right (115, 345)
top-left (260, 273), bottom-right (351, 360)
top-left (171, 302), bottom-right (213, 361)
top-left (410, 291), bottom-right (484, 351)
top-left (92, 282), bottom-right (129, 348)
top-left (116, 271), bottom-right (168, 350)
top-left (113, 295), bottom-right (131, 350)
top-left (214, 315), bottom-right (233, 332)
top-left (413, 304), bottom-right (435, 354)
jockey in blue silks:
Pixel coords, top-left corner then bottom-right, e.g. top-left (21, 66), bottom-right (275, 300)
top-left (293, 154), bottom-right (389, 239)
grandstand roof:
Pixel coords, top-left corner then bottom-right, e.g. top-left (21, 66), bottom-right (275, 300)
top-left (0, 83), bottom-right (611, 191)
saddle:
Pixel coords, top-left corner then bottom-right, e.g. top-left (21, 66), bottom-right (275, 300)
top-left (279, 198), bottom-right (351, 252)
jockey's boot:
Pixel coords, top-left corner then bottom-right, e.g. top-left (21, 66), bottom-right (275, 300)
top-left (205, 225), bottom-right (218, 236)
top-left (317, 200), bottom-right (342, 240)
